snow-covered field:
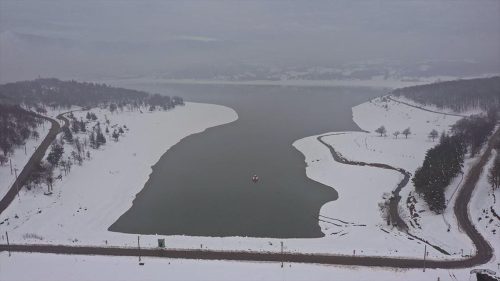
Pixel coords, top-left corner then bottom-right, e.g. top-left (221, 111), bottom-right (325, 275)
top-left (0, 96), bottom-right (498, 281)
top-left (289, 95), bottom-right (500, 278)
top-left (0, 251), bottom-right (482, 281)
top-left (292, 96), bottom-right (478, 259)
top-left (0, 97), bottom-right (468, 259)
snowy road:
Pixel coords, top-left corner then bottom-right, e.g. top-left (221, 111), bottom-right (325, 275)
top-left (387, 97), bottom-right (467, 118)
top-left (0, 110), bottom-right (62, 215)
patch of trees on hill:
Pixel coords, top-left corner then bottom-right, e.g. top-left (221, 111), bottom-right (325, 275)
top-left (0, 78), bottom-right (184, 109)
top-left (392, 76), bottom-right (500, 112)
top-left (0, 78), bottom-right (147, 107)
top-left (451, 111), bottom-right (498, 157)
top-left (26, 111), bottom-right (130, 193)
top-left (413, 114), bottom-right (497, 214)
top-left (413, 134), bottom-right (466, 213)
top-left (0, 104), bottom-right (43, 162)
top-left (0, 78), bottom-right (184, 166)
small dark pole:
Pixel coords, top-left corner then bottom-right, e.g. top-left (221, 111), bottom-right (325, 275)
top-left (138, 236), bottom-right (144, 266)
top-left (423, 244), bottom-right (427, 272)
top-left (10, 159), bottom-right (12, 175)
top-left (14, 168), bottom-right (20, 200)
top-left (24, 144), bottom-right (27, 155)
top-left (138, 236), bottom-right (141, 261)
top-left (281, 241), bottom-right (284, 268)
top-left (6, 231), bottom-right (10, 257)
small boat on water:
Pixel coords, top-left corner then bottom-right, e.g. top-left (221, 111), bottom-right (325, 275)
top-left (252, 174), bottom-right (259, 183)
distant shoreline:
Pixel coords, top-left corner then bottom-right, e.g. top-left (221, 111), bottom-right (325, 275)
top-left (103, 74), bottom-right (500, 90)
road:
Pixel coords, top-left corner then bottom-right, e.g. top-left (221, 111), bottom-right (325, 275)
top-left (386, 96), bottom-right (467, 118)
top-left (0, 104), bottom-right (497, 269)
top-left (0, 111), bottom-right (61, 215)
top-left (0, 110), bottom-right (72, 215)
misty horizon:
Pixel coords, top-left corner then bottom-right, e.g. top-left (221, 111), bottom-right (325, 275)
top-left (1, 0), bottom-right (499, 83)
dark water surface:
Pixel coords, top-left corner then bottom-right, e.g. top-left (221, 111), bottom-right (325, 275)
top-left (109, 84), bottom-right (384, 238)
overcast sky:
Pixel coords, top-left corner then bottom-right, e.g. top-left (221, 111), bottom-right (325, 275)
top-left (1, 0), bottom-right (499, 82)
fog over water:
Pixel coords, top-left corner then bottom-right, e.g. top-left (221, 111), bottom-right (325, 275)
top-left (1, 1), bottom-right (499, 83)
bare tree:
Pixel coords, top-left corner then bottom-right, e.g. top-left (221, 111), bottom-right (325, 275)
top-left (0, 154), bottom-right (7, 166)
top-left (402, 127), bottom-right (411, 139)
top-left (428, 129), bottom-right (439, 142)
top-left (375, 126), bottom-right (387, 137)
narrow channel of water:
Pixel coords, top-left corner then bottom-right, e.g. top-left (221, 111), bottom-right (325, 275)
top-left (109, 84), bottom-right (384, 238)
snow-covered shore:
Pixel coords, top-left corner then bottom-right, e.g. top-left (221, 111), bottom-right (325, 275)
top-left (292, 96), bottom-right (473, 260)
top-left (0, 96), bottom-right (490, 260)
top-left (293, 95), bottom-right (499, 265)
top-left (0, 102), bottom-right (238, 246)
top-left (0, 100), bottom-right (464, 260)
top-left (0, 95), bottom-right (498, 280)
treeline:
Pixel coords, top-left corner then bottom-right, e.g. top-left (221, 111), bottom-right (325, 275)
top-left (413, 113), bottom-right (497, 213)
top-left (0, 104), bottom-right (43, 163)
top-left (451, 111), bottom-right (498, 157)
top-left (0, 78), bottom-right (184, 110)
top-left (0, 78), bottom-right (186, 194)
top-left (0, 78), bottom-right (184, 165)
top-left (412, 134), bottom-right (466, 213)
top-left (488, 139), bottom-right (500, 192)
top-left (392, 76), bottom-right (500, 112)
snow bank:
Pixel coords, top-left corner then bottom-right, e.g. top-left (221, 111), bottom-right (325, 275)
top-left (0, 251), bottom-right (483, 281)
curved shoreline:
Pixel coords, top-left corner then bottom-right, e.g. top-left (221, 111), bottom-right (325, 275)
top-left (0, 98), bottom-right (496, 269)
top-left (1, 126), bottom-right (496, 269)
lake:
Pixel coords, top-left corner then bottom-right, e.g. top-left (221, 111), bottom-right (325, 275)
top-left (109, 84), bottom-right (384, 238)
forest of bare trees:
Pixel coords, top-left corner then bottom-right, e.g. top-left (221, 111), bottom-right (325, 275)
top-left (0, 78), bottom-right (184, 109)
top-left (392, 76), bottom-right (500, 112)
top-left (0, 104), bottom-right (43, 160)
